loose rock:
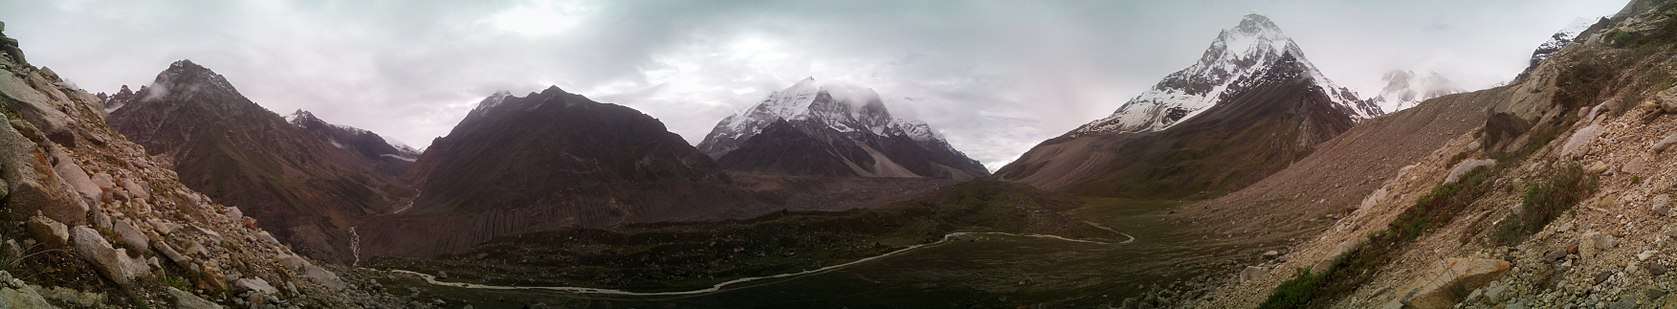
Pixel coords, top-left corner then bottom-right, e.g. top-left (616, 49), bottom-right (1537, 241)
top-left (1654, 134), bottom-right (1677, 153)
top-left (235, 277), bottom-right (278, 295)
top-left (1445, 159), bottom-right (1496, 184)
top-left (25, 215), bottom-right (69, 248)
top-left (166, 287), bottom-right (223, 309)
top-left (70, 225), bottom-right (150, 288)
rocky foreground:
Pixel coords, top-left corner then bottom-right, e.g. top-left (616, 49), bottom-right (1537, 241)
top-left (1189, 1), bottom-right (1677, 307)
top-left (0, 22), bottom-right (430, 308)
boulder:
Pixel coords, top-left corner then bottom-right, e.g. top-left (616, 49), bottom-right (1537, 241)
top-left (1653, 194), bottom-right (1672, 217)
top-left (70, 225), bottom-right (149, 288)
top-left (91, 210), bottom-right (111, 231)
top-left (165, 287), bottom-right (223, 309)
top-left (1585, 161), bottom-right (1610, 175)
top-left (300, 262), bottom-right (347, 291)
top-left (25, 215), bottom-right (68, 248)
top-left (280, 255), bottom-right (346, 290)
top-left (196, 263), bottom-right (229, 292)
top-left (48, 146), bottom-right (101, 205)
top-left (1581, 231), bottom-right (1618, 259)
top-left (0, 286), bottom-right (54, 309)
top-left (1405, 258), bottom-right (1512, 309)
top-left (90, 172), bottom-right (115, 195)
top-left (2, 240), bottom-right (20, 260)
top-left (1657, 85), bottom-right (1677, 114)
top-left (112, 219), bottom-right (149, 255)
top-left (1655, 134), bottom-right (1677, 153)
top-left (1561, 123), bottom-right (1603, 157)
top-left (153, 239), bottom-right (189, 267)
top-left (119, 178), bottom-right (148, 200)
top-left (0, 114), bottom-right (88, 225)
top-left (1445, 159), bottom-right (1496, 184)
top-left (1239, 266), bottom-right (1267, 282)
top-left (234, 277), bottom-right (278, 295)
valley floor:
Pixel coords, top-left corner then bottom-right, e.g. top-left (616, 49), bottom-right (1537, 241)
top-left (359, 197), bottom-right (1266, 308)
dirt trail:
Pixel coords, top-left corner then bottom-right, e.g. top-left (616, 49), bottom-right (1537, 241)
top-left (381, 231), bottom-right (1121, 297)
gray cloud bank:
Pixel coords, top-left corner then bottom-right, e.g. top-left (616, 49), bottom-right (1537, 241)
top-left (0, 0), bottom-right (1625, 169)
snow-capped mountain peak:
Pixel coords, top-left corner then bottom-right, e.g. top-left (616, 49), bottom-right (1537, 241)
top-left (1069, 14), bottom-right (1380, 136)
top-left (1519, 17), bottom-right (1603, 80)
top-left (697, 78), bottom-right (945, 158)
top-left (1370, 70), bottom-right (1463, 112)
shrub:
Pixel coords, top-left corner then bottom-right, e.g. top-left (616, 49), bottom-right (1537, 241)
top-left (1261, 267), bottom-right (1326, 309)
top-left (1492, 163), bottom-right (1597, 245)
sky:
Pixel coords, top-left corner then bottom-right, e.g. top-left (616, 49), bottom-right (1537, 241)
top-left (0, 0), bottom-right (1627, 170)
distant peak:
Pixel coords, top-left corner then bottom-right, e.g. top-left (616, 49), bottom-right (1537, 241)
top-left (1228, 13), bottom-right (1286, 36)
top-left (147, 58), bottom-right (242, 99)
top-left (168, 59), bottom-right (206, 71)
top-left (540, 85), bottom-right (566, 95)
top-left (288, 109), bottom-right (316, 119)
top-left (285, 109), bottom-right (320, 126)
top-left (1239, 14), bottom-right (1275, 27)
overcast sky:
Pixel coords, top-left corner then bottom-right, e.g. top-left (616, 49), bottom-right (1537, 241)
top-left (1, 0), bottom-right (1625, 169)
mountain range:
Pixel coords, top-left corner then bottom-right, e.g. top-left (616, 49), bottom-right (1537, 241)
top-left (105, 60), bottom-right (414, 263)
top-left (1, 4), bottom-right (1662, 307)
top-left (698, 78), bottom-right (988, 179)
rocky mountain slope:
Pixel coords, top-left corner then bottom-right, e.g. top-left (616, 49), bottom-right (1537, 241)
top-left (1069, 14), bottom-right (1382, 136)
top-left (697, 78), bottom-right (987, 179)
top-left (1369, 69), bottom-right (1464, 112)
top-left (996, 14), bottom-right (1371, 198)
top-left (286, 109), bottom-right (420, 177)
top-left (361, 87), bottom-right (774, 256)
top-left (1194, 1), bottom-right (1677, 307)
top-left (0, 23), bottom-right (408, 307)
top-left (105, 61), bottom-right (412, 264)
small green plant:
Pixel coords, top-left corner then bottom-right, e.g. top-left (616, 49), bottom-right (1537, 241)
top-left (1609, 30), bottom-right (1634, 47)
top-left (1260, 267), bottom-right (1326, 309)
top-left (161, 274), bottom-right (192, 291)
top-left (1260, 164), bottom-right (1502, 307)
top-left (1492, 163), bottom-right (1598, 245)
top-left (1, 242), bottom-right (65, 272)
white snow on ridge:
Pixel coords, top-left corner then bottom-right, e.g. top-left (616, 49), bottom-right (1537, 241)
top-left (1070, 14), bottom-right (1377, 136)
top-left (711, 77), bottom-right (942, 144)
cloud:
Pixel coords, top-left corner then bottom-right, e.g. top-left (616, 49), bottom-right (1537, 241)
top-left (0, 0), bottom-right (1628, 169)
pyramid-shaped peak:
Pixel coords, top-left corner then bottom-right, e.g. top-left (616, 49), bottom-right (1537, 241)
top-left (539, 85), bottom-right (567, 95)
top-left (152, 59), bottom-right (240, 95)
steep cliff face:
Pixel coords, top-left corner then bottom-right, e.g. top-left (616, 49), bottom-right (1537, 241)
top-left (997, 20), bottom-right (1363, 199)
top-left (0, 24), bottom-right (402, 307)
top-left (105, 61), bottom-right (412, 263)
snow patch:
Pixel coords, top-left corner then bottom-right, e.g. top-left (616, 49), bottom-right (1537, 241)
top-left (380, 153), bottom-right (417, 162)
